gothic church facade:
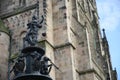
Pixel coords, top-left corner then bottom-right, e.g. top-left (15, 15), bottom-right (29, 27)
top-left (0, 0), bottom-right (117, 80)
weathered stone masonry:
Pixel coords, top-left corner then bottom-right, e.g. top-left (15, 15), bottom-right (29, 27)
top-left (0, 0), bottom-right (117, 80)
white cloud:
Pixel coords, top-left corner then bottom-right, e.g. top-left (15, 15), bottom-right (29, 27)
top-left (96, 0), bottom-right (120, 31)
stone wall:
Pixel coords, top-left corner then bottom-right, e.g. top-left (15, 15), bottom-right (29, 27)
top-left (0, 32), bottom-right (9, 80)
top-left (54, 45), bottom-right (75, 80)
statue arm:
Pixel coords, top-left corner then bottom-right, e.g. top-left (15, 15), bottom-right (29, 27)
top-left (39, 15), bottom-right (44, 24)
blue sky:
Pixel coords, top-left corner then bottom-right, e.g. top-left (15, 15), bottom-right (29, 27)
top-left (96, 0), bottom-right (120, 79)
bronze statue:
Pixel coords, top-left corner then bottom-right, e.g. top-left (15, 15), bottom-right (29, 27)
top-left (23, 15), bottom-right (44, 47)
top-left (10, 57), bottom-right (25, 76)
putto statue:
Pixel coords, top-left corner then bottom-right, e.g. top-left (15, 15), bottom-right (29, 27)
top-left (23, 15), bottom-right (44, 47)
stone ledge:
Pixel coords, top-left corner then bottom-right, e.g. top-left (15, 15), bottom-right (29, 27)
top-left (92, 58), bottom-right (105, 74)
top-left (54, 42), bottom-right (75, 49)
top-left (76, 68), bottom-right (95, 75)
top-left (38, 40), bottom-right (75, 50)
top-left (76, 68), bottom-right (103, 80)
top-left (38, 40), bottom-right (54, 49)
